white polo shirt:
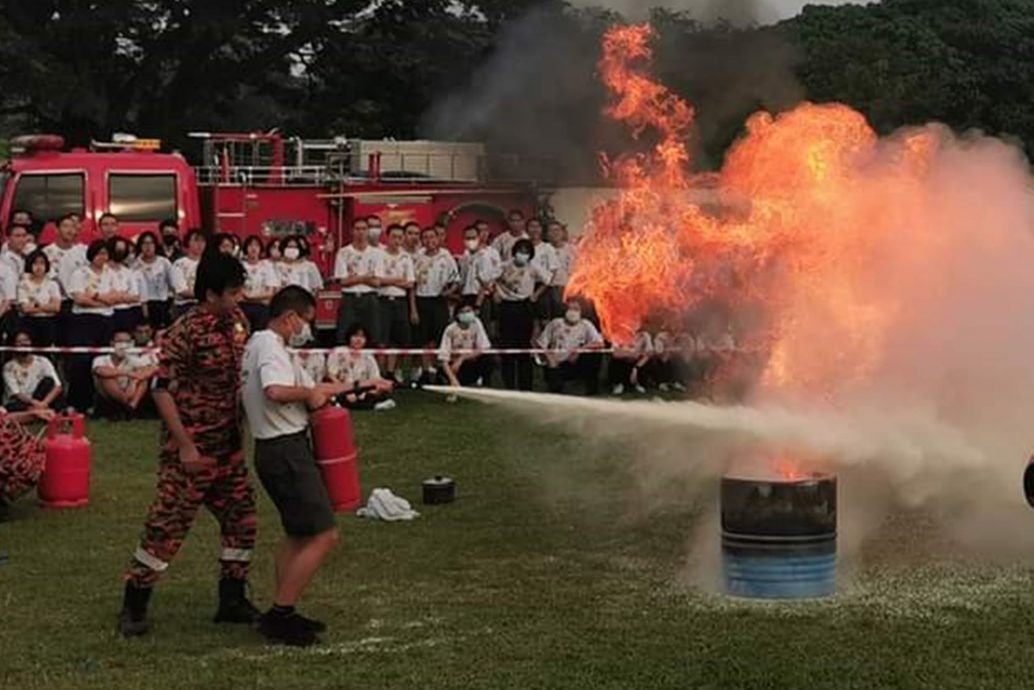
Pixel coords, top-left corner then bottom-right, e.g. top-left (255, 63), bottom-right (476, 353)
top-left (3, 356), bottom-right (60, 402)
top-left (334, 245), bottom-right (384, 295)
top-left (241, 330), bottom-right (313, 440)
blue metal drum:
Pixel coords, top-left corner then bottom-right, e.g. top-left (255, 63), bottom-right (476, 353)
top-left (721, 473), bottom-right (837, 599)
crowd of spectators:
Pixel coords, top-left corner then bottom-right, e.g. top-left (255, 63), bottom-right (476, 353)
top-left (0, 208), bottom-right (736, 417)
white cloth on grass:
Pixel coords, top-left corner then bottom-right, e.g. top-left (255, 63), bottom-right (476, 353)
top-left (356, 488), bottom-right (420, 521)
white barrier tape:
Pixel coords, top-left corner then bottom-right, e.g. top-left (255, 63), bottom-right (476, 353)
top-left (0, 345), bottom-right (747, 357)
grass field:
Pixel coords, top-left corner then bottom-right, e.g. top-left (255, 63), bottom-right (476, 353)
top-left (1, 391), bottom-right (1033, 690)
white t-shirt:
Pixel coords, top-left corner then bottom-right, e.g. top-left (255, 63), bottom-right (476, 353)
top-left (437, 318), bottom-right (492, 363)
top-left (491, 231), bottom-right (528, 260)
top-left (17, 276), bottom-right (61, 317)
top-left (379, 250), bottom-right (415, 298)
top-left (68, 265), bottom-right (115, 316)
top-left (243, 259), bottom-right (281, 300)
top-left (415, 249), bottom-right (459, 297)
top-left (134, 256), bottom-right (173, 302)
top-left (0, 248), bottom-right (25, 278)
top-left (241, 330), bottom-right (313, 440)
top-left (293, 350), bottom-right (326, 384)
top-left (276, 260), bottom-right (324, 293)
top-left (91, 354), bottom-right (152, 392)
top-left (552, 243), bottom-right (576, 287)
top-left (537, 318), bottom-right (603, 363)
top-left (0, 261), bottom-right (16, 304)
top-left (3, 356), bottom-right (59, 401)
top-left (460, 247), bottom-right (502, 296)
top-left (170, 256), bottom-right (200, 305)
top-left (334, 245), bottom-right (385, 295)
top-left (495, 261), bottom-right (547, 302)
top-left (108, 265), bottom-right (142, 311)
top-left (44, 243), bottom-right (88, 298)
top-left (326, 347), bottom-right (381, 387)
top-left (530, 241), bottom-right (559, 285)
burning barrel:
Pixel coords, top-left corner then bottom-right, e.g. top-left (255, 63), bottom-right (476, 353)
top-left (720, 473), bottom-right (837, 599)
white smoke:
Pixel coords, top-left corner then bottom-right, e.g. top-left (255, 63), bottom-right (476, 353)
top-left (566, 0), bottom-right (869, 24)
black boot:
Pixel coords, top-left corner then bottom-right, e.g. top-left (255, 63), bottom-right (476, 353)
top-left (213, 577), bottom-right (260, 624)
top-left (118, 582), bottom-right (152, 637)
top-left (256, 607), bottom-right (318, 647)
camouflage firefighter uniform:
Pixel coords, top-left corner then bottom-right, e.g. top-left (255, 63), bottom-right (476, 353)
top-left (0, 411), bottom-right (45, 502)
top-left (125, 306), bottom-right (256, 587)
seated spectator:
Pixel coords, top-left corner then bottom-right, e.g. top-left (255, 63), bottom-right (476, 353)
top-left (609, 328), bottom-right (654, 395)
top-left (91, 331), bottom-right (159, 419)
top-left (292, 345), bottom-right (327, 384)
top-left (132, 323), bottom-right (160, 368)
top-left (0, 404), bottom-right (55, 521)
top-left (3, 331), bottom-right (63, 411)
top-left (438, 303), bottom-right (494, 390)
top-left (537, 299), bottom-right (604, 395)
top-left (653, 327), bottom-right (689, 393)
top-left (326, 324), bottom-right (395, 410)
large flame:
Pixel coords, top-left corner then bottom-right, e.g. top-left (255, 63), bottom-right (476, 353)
top-left (568, 24), bottom-right (957, 401)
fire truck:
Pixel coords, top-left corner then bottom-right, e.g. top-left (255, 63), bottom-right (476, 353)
top-left (0, 131), bottom-right (551, 332)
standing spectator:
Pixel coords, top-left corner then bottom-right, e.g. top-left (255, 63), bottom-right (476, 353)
top-left (537, 299), bottom-right (604, 395)
top-left (527, 218), bottom-right (558, 339)
top-left (548, 221), bottom-right (576, 319)
top-left (134, 232), bottom-right (173, 330)
top-left (44, 214), bottom-right (88, 340)
top-left (491, 209), bottom-right (529, 260)
top-left (0, 258), bottom-right (14, 343)
top-left (495, 239), bottom-right (546, 391)
top-left (8, 209), bottom-right (34, 235)
top-left (108, 237), bottom-right (143, 333)
top-left (16, 250), bottom-right (61, 347)
top-left (170, 229), bottom-right (206, 319)
top-left (240, 236), bottom-right (281, 332)
top-left (3, 331), bottom-right (63, 411)
top-left (326, 324), bottom-right (395, 410)
top-left (403, 222), bottom-right (423, 258)
top-left (366, 216), bottom-right (384, 248)
top-left (1, 224), bottom-right (30, 277)
top-left (378, 225), bottom-right (416, 382)
top-left (276, 236), bottom-right (323, 294)
top-left (334, 219), bottom-right (384, 345)
top-left (459, 225), bottom-right (501, 335)
top-left (439, 304), bottom-right (493, 390)
top-left (267, 237), bottom-right (283, 263)
top-left (159, 219), bottom-right (184, 262)
top-left (414, 225), bottom-right (459, 385)
top-left (91, 331), bottom-right (158, 419)
top-left (67, 240), bottom-right (117, 411)
top-left (98, 213), bottom-right (120, 241)
top-left (608, 329), bottom-right (654, 395)
top-left (435, 222), bottom-right (447, 246)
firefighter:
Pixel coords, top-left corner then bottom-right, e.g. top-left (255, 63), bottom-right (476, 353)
top-left (118, 253), bottom-right (259, 637)
top-left (0, 406), bottom-right (55, 521)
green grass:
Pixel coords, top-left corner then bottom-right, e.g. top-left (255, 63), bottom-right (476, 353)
top-left (1, 392), bottom-right (1032, 689)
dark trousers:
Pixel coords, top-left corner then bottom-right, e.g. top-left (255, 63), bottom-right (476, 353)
top-left (608, 357), bottom-right (636, 387)
top-left (498, 299), bottom-right (533, 391)
top-left (21, 316), bottom-right (57, 348)
top-left (337, 293), bottom-right (381, 345)
top-left (146, 300), bottom-right (172, 330)
top-left (241, 302), bottom-right (270, 333)
top-left (456, 356), bottom-right (495, 386)
top-left (545, 355), bottom-right (602, 395)
top-left (113, 307), bottom-right (143, 334)
top-left (6, 376), bottom-right (62, 411)
top-left (67, 313), bottom-right (113, 412)
top-left (57, 300), bottom-right (73, 346)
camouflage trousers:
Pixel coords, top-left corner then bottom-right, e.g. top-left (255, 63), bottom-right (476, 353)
top-left (0, 416), bottom-right (45, 503)
top-left (125, 452), bottom-right (257, 588)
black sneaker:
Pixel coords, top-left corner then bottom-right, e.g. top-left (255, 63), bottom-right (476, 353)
top-left (118, 582), bottom-right (152, 637)
top-left (256, 611), bottom-right (318, 647)
top-left (295, 612), bottom-right (327, 634)
top-left (213, 577), bottom-right (261, 624)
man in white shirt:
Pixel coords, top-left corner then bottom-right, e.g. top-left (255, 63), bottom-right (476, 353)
top-left (537, 299), bottom-right (604, 395)
top-left (490, 209), bottom-right (529, 260)
top-left (170, 230), bottom-right (206, 318)
top-left (547, 221), bottom-right (576, 319)
top-left (414, 226), bottom-right (459, 384)
top-left (402, 222), bottom-right (423, 258)
top-left (378, 225), bottom-right (416, 380)
top-left (459, 225), bottom-right (501, 336)
top-left (3, 330), bottom-right (63, 411)
top-left (333, 219), bottom-right (384, 345)
top-left (44, 214), bottom-right (89, 344)
top-left (240, 286), bottom-right (351, 647)
top-left (1, 224), bottom-right (30, 278)
top-left (438, 304), bottom-right (493, 389)
top-left (92, 331), bottom-right (159, 419)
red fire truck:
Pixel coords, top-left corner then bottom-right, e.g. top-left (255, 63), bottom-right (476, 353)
top-left (0, 131), bottom-right (550, 332)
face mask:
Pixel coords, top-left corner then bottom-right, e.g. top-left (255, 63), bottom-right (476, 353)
top-left (112, 251), bottom-right (128, 263)
top-left (457, 311), bottom-right (475, 327)
top-left (368, 227), bottom-right (382, 242)
top-left (163, 235), bottom-right (178, 247)
top-left (464, 239), bottom-right (479, 252)
top-left (289, 321), bottom-right (313, 348)
top-left (113, 342), bottom-right (131, 357)
top-left (514, 252), bottom-right (531, 267)
top-left (565, 310), bottom-right (582, 324)
top-left (284, 247), bottom-right (300, 261)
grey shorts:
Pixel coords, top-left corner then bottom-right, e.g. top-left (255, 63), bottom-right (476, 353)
top-left (254, 430), bottom-right (336, 537)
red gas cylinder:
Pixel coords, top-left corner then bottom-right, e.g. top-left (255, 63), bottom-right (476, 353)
top-left (38, 413), bottom-right (91, 509)
top-left (310, 406), bottom-right (361, 512)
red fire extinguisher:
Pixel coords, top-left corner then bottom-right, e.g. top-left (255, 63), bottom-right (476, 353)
top-left (38, 412), bottom-right (91, 509)
top-left (311, 405), bottom-right (361, 512)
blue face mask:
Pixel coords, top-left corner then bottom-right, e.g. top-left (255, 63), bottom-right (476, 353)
top-left (457, 311), bottom-right (475, 327)
top-left (514, 252), bottom-right (531, 267)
